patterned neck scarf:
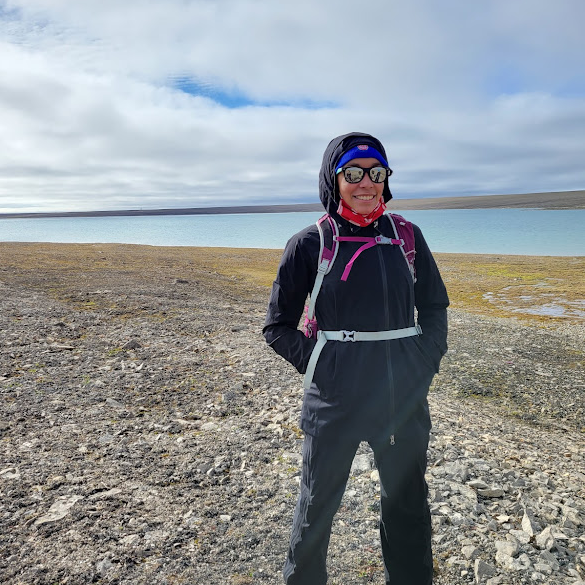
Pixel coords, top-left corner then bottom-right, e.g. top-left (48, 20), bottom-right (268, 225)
top-left (337, 197), bottom-right (386, 227)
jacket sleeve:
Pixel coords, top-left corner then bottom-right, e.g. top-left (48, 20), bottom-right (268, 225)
top-left (413, 224), bottom-right (449, 371)
top-left (263, 228), bottom-right (319, 374)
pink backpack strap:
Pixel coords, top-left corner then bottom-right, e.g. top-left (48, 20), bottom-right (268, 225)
top-left (334, 236), bottom-right (377, 281)
top-left (387, 213), bottom-right (416, 282)
top-left (304, 213), bottom-right (416, 339)
top-left (335, 234), bottom-right (405, 281)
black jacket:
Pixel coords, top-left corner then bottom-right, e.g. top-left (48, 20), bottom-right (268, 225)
top-left (263, 133), bottom-right (449, 438)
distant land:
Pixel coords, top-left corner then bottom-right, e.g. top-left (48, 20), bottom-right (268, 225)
top-left (0, 190), bottom-right (583, 219)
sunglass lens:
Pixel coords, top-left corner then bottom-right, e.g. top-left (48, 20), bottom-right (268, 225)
top-left (368, 167), bottom-right (387, 183)
top-left (343, 167), bottom-right (365, 183)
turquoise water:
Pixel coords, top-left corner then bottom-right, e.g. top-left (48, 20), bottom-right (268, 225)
top-left (0, 209), bottom-right (583, 256)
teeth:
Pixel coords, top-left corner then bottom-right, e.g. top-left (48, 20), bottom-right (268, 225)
top-left (355, 195), bottom-right (375, 200)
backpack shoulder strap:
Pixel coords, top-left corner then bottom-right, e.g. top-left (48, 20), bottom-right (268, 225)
top-left (307, 214), bottom-right (338, 320)
top-left (386, 213), bottom-right (416, 282)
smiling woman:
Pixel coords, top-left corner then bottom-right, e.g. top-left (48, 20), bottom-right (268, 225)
top-left (336, 157), bottom-right (387, 216)
top-left (263, 131), bottom-right (449, 584)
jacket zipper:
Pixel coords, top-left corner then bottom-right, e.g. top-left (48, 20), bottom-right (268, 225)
top-left (377, 245), bottom-right (395, 445)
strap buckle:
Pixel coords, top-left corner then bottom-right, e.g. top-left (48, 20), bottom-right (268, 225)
top-left (341, 330), bottom-right (356, 342)
top-left (375, 235), bottom-right (404, 245)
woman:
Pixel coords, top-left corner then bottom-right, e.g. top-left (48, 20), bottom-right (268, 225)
top-left (264, 132), bottom-right (449, 585)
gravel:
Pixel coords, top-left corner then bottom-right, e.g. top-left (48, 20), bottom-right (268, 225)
top-left (0, 247), bottom-right (583, 585)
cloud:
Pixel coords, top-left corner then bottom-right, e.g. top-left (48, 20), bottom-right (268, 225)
top-left (0, 0), bottom-right (584, 212)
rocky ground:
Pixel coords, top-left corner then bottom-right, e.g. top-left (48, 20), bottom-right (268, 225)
top-left (0, 243), bottom-right (584, 585)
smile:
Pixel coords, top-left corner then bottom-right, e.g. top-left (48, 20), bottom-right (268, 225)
top-left (354, 195), bottom-right (376, 201)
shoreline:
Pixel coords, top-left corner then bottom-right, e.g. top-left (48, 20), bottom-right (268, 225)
top-left (0, 189), bottom-right (583, 218)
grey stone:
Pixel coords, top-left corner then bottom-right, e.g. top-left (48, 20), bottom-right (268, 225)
top-left (533, 562), bottom-right (553, 575)
top-left (96, 558), bottom-right (113, 575)
top-left (477, 486), bottom-right (504, 498)
top-left (495, 551), bottom-right (531, 571)
top-left (350, 454), bottom-right (372, 475)
top-left (495, 539), bottom-right (519, 557)
top-left (34, 495), bottom-right (84, 526)
top-left (443, 461), bottom-right (469, 482)
top-left (122, 339), bottom-right (141, 350)
top-left (522, 508), bottom-right (541, 536)
top-left (0, 467), bottom-right (20, 480)
top-left (462, 545), bottom-right (479, 560)
top-left (200, 422), bottom-right (218, 431)
top-left (468, 479), bottom-right (489, 490)
top-left (535, 525), bottom-right (556, 551)
top-left (539, 550), bottom-right (560, 571)
top-left (474, 559), bottom-right (497, 583)
top-left (509, 529), bottom-right (531, 545)
top-left (105, 397), bottom-right (125, 409)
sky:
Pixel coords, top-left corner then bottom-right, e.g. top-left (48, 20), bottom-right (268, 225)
top-left (1, 0), bottom-right (585, 213)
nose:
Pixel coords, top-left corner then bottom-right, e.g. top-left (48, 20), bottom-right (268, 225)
top-left (359, 172), bottom-right (374, 186)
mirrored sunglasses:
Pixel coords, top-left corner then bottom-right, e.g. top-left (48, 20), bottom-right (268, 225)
top-left (336, 165), bottom-right (392, 184)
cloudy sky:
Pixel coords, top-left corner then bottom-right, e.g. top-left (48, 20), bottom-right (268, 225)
top-left (1, 0), bottom-right (584, 213)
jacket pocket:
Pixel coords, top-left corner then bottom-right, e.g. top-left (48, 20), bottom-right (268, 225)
top-left (312, 342), bottom-right (338, 400)
top-left (413, 336), bottom-right (440, 373)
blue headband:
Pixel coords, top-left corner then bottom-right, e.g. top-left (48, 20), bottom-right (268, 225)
top-left (335, 145), bottom-right (388, 172)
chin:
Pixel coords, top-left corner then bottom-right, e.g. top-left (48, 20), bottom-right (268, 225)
top-left (355, 205), bottom-right (377, 215)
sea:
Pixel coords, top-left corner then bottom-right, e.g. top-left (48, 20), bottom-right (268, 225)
top-left (0, 209), bottom-right (584, 256)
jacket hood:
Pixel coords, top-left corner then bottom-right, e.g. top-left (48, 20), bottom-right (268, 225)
top-left (318, 132), bottom-right (393, 220)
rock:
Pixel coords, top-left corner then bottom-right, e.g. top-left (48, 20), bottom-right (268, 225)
top-left (522, 508), bottom-right (541, 536)
top-left (200, 422), bottom-right (218, 431)
top-left (350, 454), bottom-right (371, 475)
top-left (495, 551), bottom-right (531, 571)
top-left (468, 479), bottom-right (489, 489)
top-left (535, 525), bottom-right (556, 551)
top-left (120, 534), bottom-right (140, 546)
top-left (462, 545), bottom-right (479, 560)
top-left (34, 495), bottom-right (84, 526)
top-left (509, 529), bottom-right (531, 545)
top-left (0, 467), bottom-right (20, 480)
top-left (121, 339), bottom-right (141, 350)
top-left (477, 486), bottom-right (504, 498)
top-left (105, 397), bottom-right (125, 409)
top-left (88, 488), bottom-right (123, 501)
top-left (96, 558), bottom-right (113, 575)
top-left (539, 550), bottom-right (560, 571)
top-left (495, 539), bottom-right (519, 557)
top-left (474, 559), bottom-right (496, 582)
top-left (443, 461), bottom-right (469, 482)
top-left (533, 562), bottom-right (553, 575)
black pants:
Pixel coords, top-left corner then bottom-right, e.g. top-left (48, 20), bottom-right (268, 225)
top-left (283, 415), bottom-right (432, 585)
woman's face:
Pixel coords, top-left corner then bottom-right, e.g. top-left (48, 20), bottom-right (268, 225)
top-left (337, 157), bottom-right (385, 216)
